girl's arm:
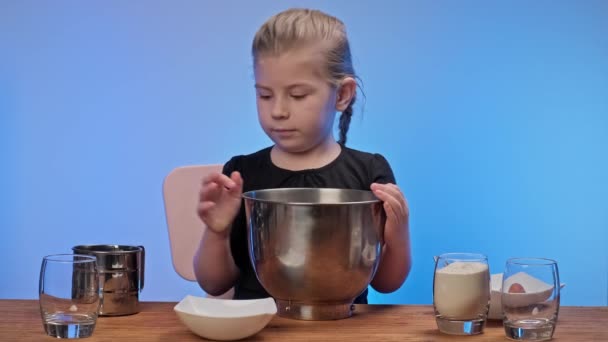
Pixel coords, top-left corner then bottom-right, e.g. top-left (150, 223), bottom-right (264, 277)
top-left (193, 228), bottom-right (240, 296)
top-left (193, 171), bottom-right (243, 296)
top-left (369, 183), bottom-right (412, 293)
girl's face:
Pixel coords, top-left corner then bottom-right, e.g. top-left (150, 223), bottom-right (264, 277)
top-left (254, 47), bottom-right (338, 154)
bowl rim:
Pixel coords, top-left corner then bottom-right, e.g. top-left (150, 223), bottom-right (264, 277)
top-left (173, 295), bottom-right (277, 319)
top-left (242, 187), bottom-right (381, 205)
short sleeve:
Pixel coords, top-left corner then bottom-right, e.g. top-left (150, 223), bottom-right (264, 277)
top-left (221, 156), bottom-right (240, 177)
top-left (370, 153), bottom-right (397, 184)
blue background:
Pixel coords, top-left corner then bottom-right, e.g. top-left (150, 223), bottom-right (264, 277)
top-left (1, 0), bottom-right (606, 305)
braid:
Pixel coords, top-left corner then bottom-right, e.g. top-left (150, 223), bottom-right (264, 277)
top-left (338, 96), bottom-right (355, 145)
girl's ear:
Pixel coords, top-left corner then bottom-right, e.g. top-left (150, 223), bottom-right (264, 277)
top-left (336, 77), bottom-right (356, 111)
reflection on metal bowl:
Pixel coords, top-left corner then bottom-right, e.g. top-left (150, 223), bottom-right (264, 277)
top-left (243, 188), bottom-right (385, 321)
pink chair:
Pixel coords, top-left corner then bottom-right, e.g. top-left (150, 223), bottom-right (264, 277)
top-left (162, 164), bottom-right (234, 299)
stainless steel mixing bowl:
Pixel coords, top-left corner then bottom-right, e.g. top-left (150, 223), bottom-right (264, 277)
top-left (243, 188), bottom-right (386, 320)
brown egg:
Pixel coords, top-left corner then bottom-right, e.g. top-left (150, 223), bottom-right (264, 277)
top-left (508, 282), bottom-right (526, 293)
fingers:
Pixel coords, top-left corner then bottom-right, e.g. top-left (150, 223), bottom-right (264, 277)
top-left (382, 201), bottom-right (397, 224)
top-left (373, 188), bottom-right (404, 219)
top-left (371, 183), bottom-right (409, 220)
top-left (196, 201), bottom-right (215, 219)
top-left (198, 201), bottom-right (216, 213)
top-left (200, 181), bottom-right (220, 202)
top-left (199, 172), bottom-right (243, 201)
top-left (227, 171), bottom-right (243, 197)
top-left (371, 183), bottom-right (405, 203)
top-left (196, 171), bottom-right (244, 233)
top-left (202, 172), bottom-right (238, 189)
top-left (371, 183), bottom-right (408, 211)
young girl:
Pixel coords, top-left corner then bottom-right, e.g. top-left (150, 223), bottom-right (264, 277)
top-left (194, 8), bottom-right (411, 304)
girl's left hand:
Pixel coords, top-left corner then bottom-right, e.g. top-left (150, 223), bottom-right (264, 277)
top-left (370, 183), bottom-right (409, 238)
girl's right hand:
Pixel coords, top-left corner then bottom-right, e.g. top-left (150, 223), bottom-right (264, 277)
top-left (197, 171), bottom-right (243, 235)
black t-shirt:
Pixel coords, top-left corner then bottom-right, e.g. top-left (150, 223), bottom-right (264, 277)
top-left (222, 145), bottom-right (396, 304)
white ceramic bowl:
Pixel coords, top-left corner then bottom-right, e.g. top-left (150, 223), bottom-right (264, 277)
top-left (488, 273), bottom-right (565, 320)
top-left (174, 295), bottom-right (277, 340)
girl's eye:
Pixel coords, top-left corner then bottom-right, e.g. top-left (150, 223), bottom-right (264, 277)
top-left (291, 94), bottom-right (307, 100)
top-left (258, 94), bottom-right (272, 100)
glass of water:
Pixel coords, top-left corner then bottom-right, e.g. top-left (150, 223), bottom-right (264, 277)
top-left (39, 254), bottom-right (100, 338)
top-left (502, 258), bottom-right (560, 341)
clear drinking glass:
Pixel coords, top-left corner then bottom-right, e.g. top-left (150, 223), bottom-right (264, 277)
top-left (502, 258), bottom-right (560, 341)
top-left (433, 253), bottom-right (490, 335)
top-left (39, 254), bottom-right (100, 338)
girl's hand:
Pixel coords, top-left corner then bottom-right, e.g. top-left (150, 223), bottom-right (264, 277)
top-left (369, 182), bottom-right (412, 293)
top-left (197, 171), bottom-right (243, 235)
top-left (370, 183), bottom-right (409, 240)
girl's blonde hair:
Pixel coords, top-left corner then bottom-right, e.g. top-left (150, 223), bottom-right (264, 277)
top-left (252, 8), bottom-right (358, 145)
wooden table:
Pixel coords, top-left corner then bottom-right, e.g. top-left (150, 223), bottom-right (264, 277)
top-left (1, 300), bottom-right (606, 341)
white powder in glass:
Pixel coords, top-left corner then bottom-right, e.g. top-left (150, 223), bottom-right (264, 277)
top-left (434, 261), bottom-right (490, 320)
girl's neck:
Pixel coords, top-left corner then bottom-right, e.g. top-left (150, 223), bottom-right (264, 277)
top-left (270, 139), bottom-right (342, 171)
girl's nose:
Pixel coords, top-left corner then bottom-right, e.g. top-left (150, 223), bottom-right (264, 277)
top-left (270, 99), bottom-right (289, 119)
